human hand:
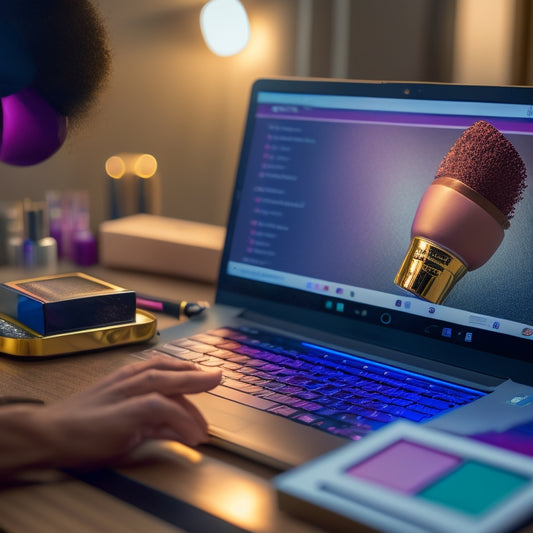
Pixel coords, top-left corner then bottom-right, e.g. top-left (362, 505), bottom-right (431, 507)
top-left (0, 356), bottom-right (222, 476)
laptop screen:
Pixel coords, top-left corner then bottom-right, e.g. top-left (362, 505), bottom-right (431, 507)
top-left (218, 79), bottom-right (533, 366)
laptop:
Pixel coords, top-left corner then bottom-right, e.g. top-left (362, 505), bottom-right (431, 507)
top-left (139, 78), bottom-right (533, 470)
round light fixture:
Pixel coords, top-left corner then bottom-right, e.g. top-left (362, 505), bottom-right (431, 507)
top-left (200, 0), bottom-right (250, 57)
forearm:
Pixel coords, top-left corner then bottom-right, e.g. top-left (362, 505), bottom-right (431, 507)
top-left (0, 405), bottom-right (57, 480)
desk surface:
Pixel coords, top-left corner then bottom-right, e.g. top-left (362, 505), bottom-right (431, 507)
top-left (1, 265), bottom-right (532, 533)
top-left (0, 265), bottom-right (323, 533)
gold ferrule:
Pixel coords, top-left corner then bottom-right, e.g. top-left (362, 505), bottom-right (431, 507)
top-left (394, 237), bottom-right (467, 304)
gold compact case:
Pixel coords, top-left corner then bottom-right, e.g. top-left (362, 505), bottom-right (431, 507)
top-left (0, 272), bottom-right (156, 358)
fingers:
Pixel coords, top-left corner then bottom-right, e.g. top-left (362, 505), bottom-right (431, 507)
top-left (121, 356), bottom-right (200, 379)
top-left (172, 395), bottom-right (209, 435)
top-left (122, 393), bottom-right (210, 447)
top-left (112, 365), bottom-right (221, 401)
top-left (88, 356), bottom-right (199, 393)
top-left (83, 356), bottom-right (222, 403)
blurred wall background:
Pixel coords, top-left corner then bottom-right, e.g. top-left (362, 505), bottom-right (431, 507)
top-left (1, 0), bottom-right (531, 230)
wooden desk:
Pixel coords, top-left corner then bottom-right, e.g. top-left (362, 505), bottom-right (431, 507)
top-left (0, 265), bottom-right (323, 533)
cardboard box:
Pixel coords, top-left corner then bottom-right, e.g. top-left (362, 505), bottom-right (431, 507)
top-left (99, 214), bottom-right (225, 283)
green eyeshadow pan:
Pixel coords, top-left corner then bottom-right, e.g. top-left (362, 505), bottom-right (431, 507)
top-left (418, 460), bottom-right (529, 516)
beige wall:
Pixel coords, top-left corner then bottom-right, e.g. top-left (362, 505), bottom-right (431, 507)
top-left (453, 0), bottom-right (517, 85)
top-left (0, 0), bottom-right (528, 231)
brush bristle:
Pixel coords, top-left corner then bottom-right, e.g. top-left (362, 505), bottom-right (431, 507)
top-left (435, 120), bottom-right (527, 219)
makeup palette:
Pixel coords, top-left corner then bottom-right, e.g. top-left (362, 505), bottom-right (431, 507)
top-left (275, 421), bottom-right (533, 533)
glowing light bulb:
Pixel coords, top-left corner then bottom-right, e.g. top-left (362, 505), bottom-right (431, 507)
top-left (134, 154), bottom-right (158, 179)
top-left (105, 155), bottom-right (126, 179)
top-left (200, 0), bottom-right (250, 57)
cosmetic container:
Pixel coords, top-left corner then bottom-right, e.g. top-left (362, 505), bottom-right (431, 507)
top-left (10, 201), bottom-right (57, 272)
top-left (0, 202), bottom-right (22, 265)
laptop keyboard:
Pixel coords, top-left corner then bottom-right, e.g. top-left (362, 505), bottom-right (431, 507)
top-left (140, 326), bottom-right (484, 441)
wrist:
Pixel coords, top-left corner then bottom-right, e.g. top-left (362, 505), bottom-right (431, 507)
top-left (0, 405), bottom-right (59, 478)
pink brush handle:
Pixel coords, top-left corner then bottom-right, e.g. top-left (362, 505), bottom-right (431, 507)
top-left (412, 180), bottom-right (505, 271)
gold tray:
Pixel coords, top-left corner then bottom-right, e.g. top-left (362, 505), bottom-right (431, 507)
top-left (0, 309), bottom-right (157, 358)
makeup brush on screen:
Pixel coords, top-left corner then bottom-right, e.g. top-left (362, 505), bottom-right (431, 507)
top-left (395, 120), bottom-right (528, 304)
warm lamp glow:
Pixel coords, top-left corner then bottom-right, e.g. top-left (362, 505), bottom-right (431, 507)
top-left (105, 155), bottom-right (126, 179)
top-left (200, 0), bottom-right (250, 57)
top-left (134, 153), bottom-right (158, 179)
top-left (204, 477), bottom-right (271, 530)
top-left (105, 153), bottom-right (161, 218)
top-left (105, 153), bottom-right (158, 179)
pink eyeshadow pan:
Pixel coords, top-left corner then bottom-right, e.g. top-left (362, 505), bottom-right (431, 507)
top-left (345, 440), bottom-right (462, 494)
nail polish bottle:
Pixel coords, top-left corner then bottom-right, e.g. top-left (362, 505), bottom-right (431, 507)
top-left (11, 201), bottom-right (58, 272)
